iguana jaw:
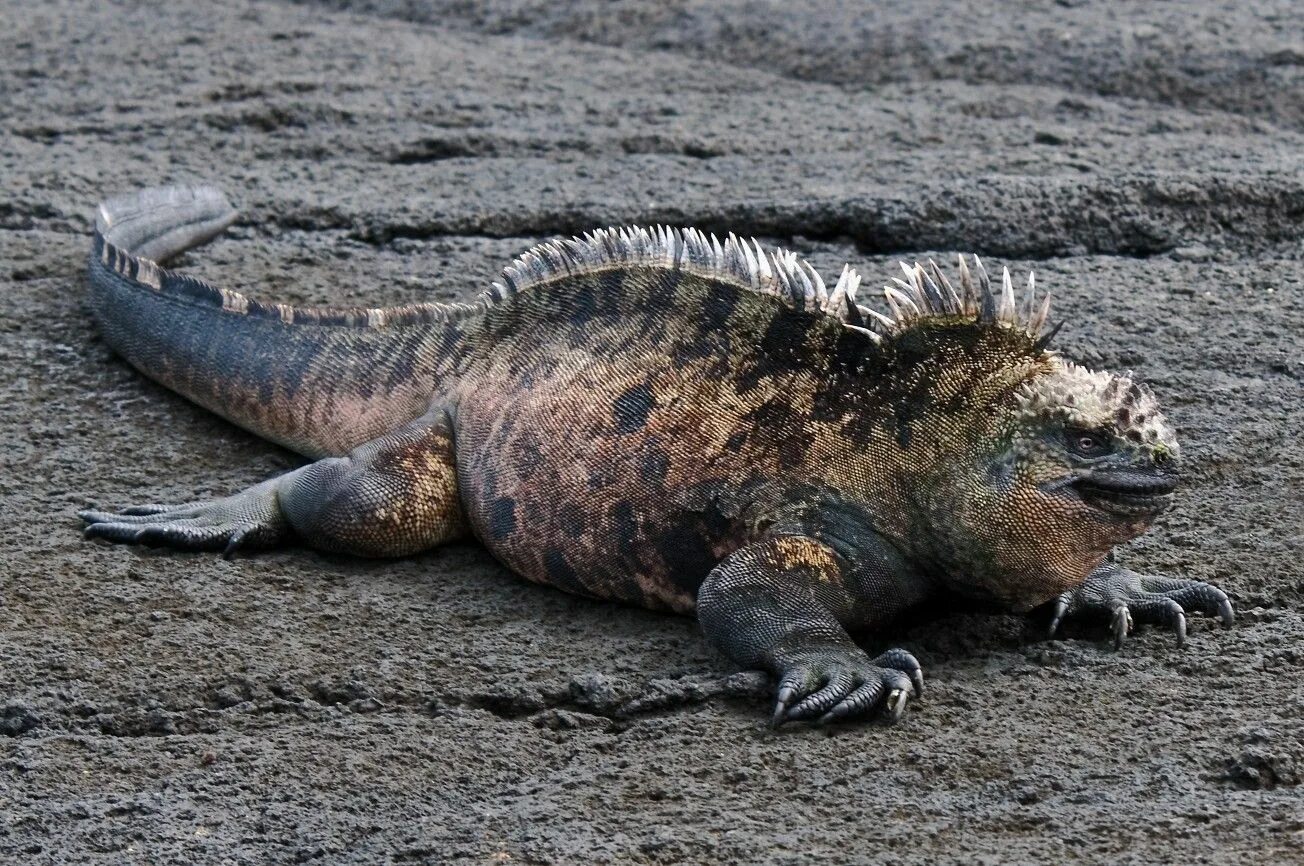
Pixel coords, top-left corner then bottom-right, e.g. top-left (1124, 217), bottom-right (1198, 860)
top-left (1071, 467), bottom-right (1178, 519)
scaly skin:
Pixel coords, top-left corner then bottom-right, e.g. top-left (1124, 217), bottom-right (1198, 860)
top-left (79, 186), bottom-right (1235, 725)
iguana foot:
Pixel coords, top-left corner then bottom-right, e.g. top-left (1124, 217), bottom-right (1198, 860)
top-left (80, 477), bottom-right (288, 557)
top-left (772, 647), bottom-right (922, 727)
top-left (1046, 562), bottom-right (1234, 650)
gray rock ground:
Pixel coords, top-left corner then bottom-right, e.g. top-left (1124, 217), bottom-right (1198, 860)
top-left (1, 0), bottom-right (1301, 862)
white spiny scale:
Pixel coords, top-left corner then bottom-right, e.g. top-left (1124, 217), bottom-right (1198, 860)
top-left (830, 264), bottom-right (861, 319)
top-left (910, 265), bottom-right (931, 310)
top-left (801, 266), bottom-right (819, 310)
top-left (956, 253), bottom-right (975, 312)
top-left (847, 325), bottom-right (883, 343)
top-left (804, 260), bottom-right (827, 310)
top-left (493, 225), bottom-right (1053, 346)
top-left (890, 277), bottom-right (920, 313)
top-left (696, 229), bottom-right (712, 265)
top-left (779, 250), bottom-right (800, 302)
top-left (754, 238), bottom-right (773, 285)
top-left (999, 266), bottom-right (1016, 323)
top-left (791, 257), bottom-right (814, 310)
top-left (882, 285), bottom-right (905, 323)
top-left (745, 239), bottom-right (761, 287)
top-left (929, 259), bottom-right (962, 312)
top-left (973, 255), bottom-right (992, 298)
top-left (839, 264), bottom-right (861, 302)
top-left (725, 233), bottom-right (745, 280)
top-left (652, 226), bottom-right (669, 266)
top-left (824, 269), bottom-right (845, 318)
top-left (903, 263), bottom-right (921, 300)
top-left (1032, 293), bottom-right (1052, 336)
top-left (862, 305), bottom-right (896, 331)
top-left (736, 238), bottom-right (751, 282)
top-left (914, 263), bottom-right (942, 313)
top-left (680, 228), bottom-right (693, 263)
top-left (764, 250), bottom-right (781, 292)
top-left (1022, 270), bottom-right (1036, 320)
top-left (736, 236), bottom-right (751, 281)
top-left (712, 233), bottom-right (725, 267)
top-left (884, 284), bottom-right (921, 321)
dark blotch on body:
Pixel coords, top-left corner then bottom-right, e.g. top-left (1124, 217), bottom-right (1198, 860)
top-left (543, 548), bottom-right (590, 596)
top-left (487, 497), bottom-right (516, 540)
top-left (639, 447), bottom-right (671, 484)
top-left (653, 521), bottom-right (719, 587)
top-left (557, 501), bottom-right (586, 538)
top-left (612, 383), bottom-right (656, 434)
top-left (742, 398), bottom-right (808, 469)
top-left (895, 405), bottom-right (916, 450)
top-left (613, 501), bottom-right (640, 550)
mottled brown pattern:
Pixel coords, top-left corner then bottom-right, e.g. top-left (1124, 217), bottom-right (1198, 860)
top-left (451, 270), bottom-right (1032, 610)
top-left (283, 417), bottom-right (469, 558)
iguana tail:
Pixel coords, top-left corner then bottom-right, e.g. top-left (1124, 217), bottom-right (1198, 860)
top-left (88, 185), bottom-right (478, 458)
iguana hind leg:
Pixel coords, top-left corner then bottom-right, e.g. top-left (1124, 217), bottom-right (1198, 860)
top-left (81, 408), bottom-right (467, 558)
top-left (697, 534), bottom-right (925, 726)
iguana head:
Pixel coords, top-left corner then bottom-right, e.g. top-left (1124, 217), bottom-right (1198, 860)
top-left (1011, 360), bottom-right (1180, 522)
top-left (963, 359), bottom-right (1182, 609)
top-left (851, 257), bottom-right (1181, 610)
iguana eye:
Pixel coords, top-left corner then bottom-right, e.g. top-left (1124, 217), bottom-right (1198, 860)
top-left (1067, 429), bottom-right (1112, 458)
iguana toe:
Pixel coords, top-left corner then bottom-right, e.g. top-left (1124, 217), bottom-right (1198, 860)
top-left (873, 647), bottom-right (925, 697)
top-left (1140, 575), bottom-right (1235, 627)
top-left (80, 480), bottom-right (288, 554)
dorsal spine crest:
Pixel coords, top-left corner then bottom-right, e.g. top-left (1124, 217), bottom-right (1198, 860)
top-left (492, 226), bottom-right (1053, 344)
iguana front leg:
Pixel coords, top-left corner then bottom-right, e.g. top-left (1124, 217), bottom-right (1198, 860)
top-left (1046, 559), bottom-right (1235, 649)
top-left (698, 534), bottom-right (925, 726)
top-left (81, 409), bottom-right (467, 558)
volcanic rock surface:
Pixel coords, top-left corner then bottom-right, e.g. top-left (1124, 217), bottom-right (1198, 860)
top-left (2, 1), bottom-right (1301, 862)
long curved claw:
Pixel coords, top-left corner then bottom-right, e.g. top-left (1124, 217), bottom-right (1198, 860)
top-left (771, 684), bottom-right (798, 728)
top-left (816, 680), bottom-right (885, 726)
top-left (885, 688), bottom-right (909, 724)
top-left (1168, 600), bottom-right (1188, 647)
top-left (1155, 597), bottom-right (1187, 647)
top-left (1048, 594), bottom-right (1070, 638)
top-left (1218, 597), bottom-right (1236, 627)
top-left (1110, 604), bottom-right (1133, 651)
top-left (223, 527), bottom-right (250, 560)
top-left (786, 671), bottom-right (856, 722)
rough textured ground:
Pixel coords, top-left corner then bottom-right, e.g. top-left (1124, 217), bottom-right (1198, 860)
top-left (2, 1), bottom-right (1302, 863)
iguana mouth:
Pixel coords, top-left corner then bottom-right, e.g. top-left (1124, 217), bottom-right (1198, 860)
top-left (1073, 470), bottom-right (1177, 517)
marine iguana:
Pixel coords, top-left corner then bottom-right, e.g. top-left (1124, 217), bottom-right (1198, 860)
top-left (80, 185), bottom-right (1235, 725)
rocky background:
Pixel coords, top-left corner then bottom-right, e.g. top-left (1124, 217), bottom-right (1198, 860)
top-left (2, 1), bottom-right (1301, 862)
